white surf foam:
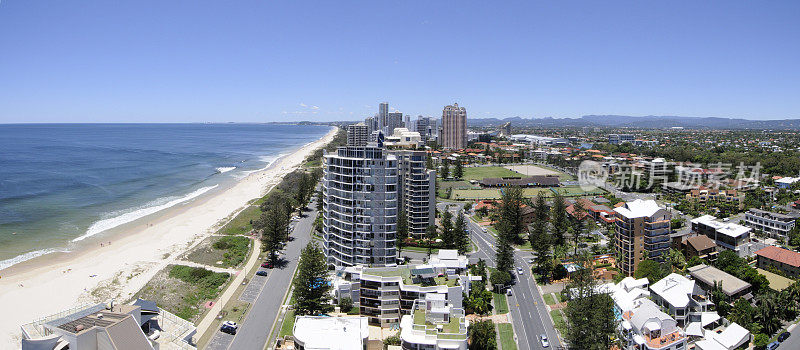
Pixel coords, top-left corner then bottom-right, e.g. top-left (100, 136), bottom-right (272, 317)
top-left (216, 166), bottom-right (236, 174)
top-left (72, 185), bottom-right (219, 242)
top-left (0, 247), bottom-right (71, 271)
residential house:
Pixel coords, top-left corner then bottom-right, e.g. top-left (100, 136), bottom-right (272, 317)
top-left (755, 246), bottom-right (800, 279)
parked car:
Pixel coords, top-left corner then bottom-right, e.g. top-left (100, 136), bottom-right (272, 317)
top-left (220, 321), bottom-right (238, 335)
top-left (540, 335), bottom-right (549, 348)
top-left (261, 262), bottom-right (274, 268)
top-left (256, 270), bottom-right (268, 276)
top-left (506, 289), bottom-right (513, 296)
top-left (778, 332), bottom-right (791, 342)
top-left (767, 341), bottom-right (780, 350)
top-left (517, 267), bottom-right (524, 275)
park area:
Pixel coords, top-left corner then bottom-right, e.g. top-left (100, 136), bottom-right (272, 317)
top-left (441, 165), bottom-right (603, 200)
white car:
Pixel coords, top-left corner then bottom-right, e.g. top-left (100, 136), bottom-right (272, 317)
top-left (540, 335), bottom-right (549, 348)
top-left (517, 267), bottom-right (524, 275)
top-left (482, 227), bottom-right (488, 233)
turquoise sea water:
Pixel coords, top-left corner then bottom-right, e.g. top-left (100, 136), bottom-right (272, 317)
top-left (0, 123), bottom-right (329, 270)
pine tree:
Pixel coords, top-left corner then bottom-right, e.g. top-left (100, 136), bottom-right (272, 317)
top-left (396, 208), bottom-right (408, 256)
top-left (454, 161), bottom-right (464, 179)
top-left (426, 154), bottom-right (434, 169)
top-left (496, 186), bottom-right (525, 245)
top-left (571, 199), bottom-right (586, 256)
top-left (255, 203), bottom-right (288, 263)
top-left (530, 193), bottom-right (552, 279)
top-left (425, 224), bottom-right (438, 258)
top-left (441, 160), bottom-right (450, 179)
top-left (551, 192), bottom-right (568, 247)
top-left (455, 211), bottom-right (470, 254)
top-left (293, 242), bottom-right (333, 315)
top-left (441, 210), bottom-right (454, 248)
top-left (564, 254), bottom-right (619, 350)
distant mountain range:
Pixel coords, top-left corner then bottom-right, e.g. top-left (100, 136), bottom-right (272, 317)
top-left (467, 115), bottom-right (800, 129)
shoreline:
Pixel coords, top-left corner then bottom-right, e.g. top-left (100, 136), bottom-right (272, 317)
top-left (0, 126), bottom-right (337, 348)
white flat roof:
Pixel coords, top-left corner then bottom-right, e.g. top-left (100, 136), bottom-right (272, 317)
top-left (692, 215), bottom-right (751, 238)
top-left (614, 199), bottom-right (663, 219)
top-left (293, 316), bottom-right (368, 350)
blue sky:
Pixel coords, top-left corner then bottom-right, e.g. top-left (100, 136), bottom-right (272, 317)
top-left (1, 1), bottom-right (798, 123)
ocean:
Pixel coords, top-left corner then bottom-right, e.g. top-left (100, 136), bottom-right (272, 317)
top-left (0, 123), bottom-right (330, 271)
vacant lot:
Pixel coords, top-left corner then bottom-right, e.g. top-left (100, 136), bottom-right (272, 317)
top-left (135, 264), bottom-right (230, 321)
top-left (219, 205), bottom-right (261, 235)
top-left (184, 235), bottom-right (251, 268)
top-left (463, 166), bottom-right (523, 181)
top-left (757, 268), bottom-right (794, 291)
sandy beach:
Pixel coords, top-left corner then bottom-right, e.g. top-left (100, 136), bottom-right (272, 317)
top-left (0, 126), bottom-right (337, 349)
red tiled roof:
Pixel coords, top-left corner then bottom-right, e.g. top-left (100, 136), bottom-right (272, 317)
top-left (755, 246), bottom-right (800, 267)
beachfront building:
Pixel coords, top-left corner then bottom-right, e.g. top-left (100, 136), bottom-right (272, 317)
top-left (394, 150), bottom-right (436, 239)
top-left (691, 215), bottom-right (751, 256)
top-left (347, 123), bottom-right (370, 147)
top-left (292, 316), bottom-right (369, 350)
top-left (441, 103), bottom-right (467, 149)
top-left (619, 298), bottom-right (687, 350)
top-left (614, 199), bottom-right (672, 276)
top-left (744, 208), bottom-right (799, 240)
top-left (20, 300), bottom-right (196, 350)
top-left (687, 264), bottom-right (752, 300)
top-left (322, 146), bottom-right (398, 267)
top-left (385, 128), bottom-right (424, 148)
top-left (332, 263), bottom-right (470, 327)
top-left (754, 246), bottom-right (800, 279)
top-left (399, 295), bottom-right (468, 350)
top-left (649, 273), bottom-right (718, 328)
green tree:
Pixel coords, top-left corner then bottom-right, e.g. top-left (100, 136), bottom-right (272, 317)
top-left (551, 193), bottom-right (568, 247)
top-left (666, 249), bottom-right (687, 273)
top-left (710, 282), bottom-right (730, 317)
top-left (338, 297), bottom-right (354, 313)
top-left (564, 254), bottom-right (619, 350)
top-left (496, 186), bottom-right (526, 245)
top-left (441, 210), bottom-right (454, 248)
top-left (454, 211), bottom-right (470, 254)
top-left (570, 200), bottom-right (587, 256)
top-left (729, 298), bottom-right (755, 331)
top-left (441, 160), bottom-right (450, 179)
top-left (454, 161), bottom-right (464, 179)
top-left (529, 193), bottom-right (552, 279)
top-left (293, 242), bottom-right (333, 316)
top-left (426, 153), bottom-right (434, 170)
top-left (634, 259), bottom-right (667, 282)
top-left (425, 224), bottom-right (438, 258)
top-left (315, 189), bottom-right (323, 212)
top-left (396, 208), bottom-right (408, 256)
top-left (468, 321), bottom-right (497, 350)
top-left (255, 203), bottom-right (288, 263)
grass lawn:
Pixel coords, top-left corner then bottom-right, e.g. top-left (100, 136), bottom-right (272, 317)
top-left (219, 205), bottom-right (261, 235)
top-left (554, 292), bottom-right (563, 303)
top-left (134, 264), bottom-right (230, 321)
top-left (522, 188), bottom-right (555, 198)
top-left (184, 236), bottom-right (251, 268)
top-left (452, 188), bottom-right (501, 200)
top-left (493, 292), bottom-right (510, 314)
top-left (550, 310), bottom-right (567, 334)
top-left (279, 310), bottom-right (296, 337)
top-left (543, 293), bottom-right (556, 306)
top-left (757, 268), bottom-right (794, 291)
top-left (497, 323), bottom-right (517, 350)
top-left (463, 166), bottom-right (523, 181)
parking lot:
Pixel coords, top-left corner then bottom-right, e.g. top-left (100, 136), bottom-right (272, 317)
top-left (239, 273), bottom-right (267, 303)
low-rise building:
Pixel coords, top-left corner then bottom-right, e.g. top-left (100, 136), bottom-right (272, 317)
top-left (649, 274), bottom-right (718, 328)
top-left (681, 235), bottom-right (718, 262)
top-left (755, 246), bottom-right (800, 279)
top-left (744, 208), bottom-right (799, 239)
top-left (292, 316), bottom-right (369, 350)
top-left (776, 176), bottom-right (800, 189)
top-left (399, 294), bottom-right (468, 350)
top-left (693, 322), bottom-right (751, 350)
top-left (20, 300), bottom-right (196, 350)
top-left (333, 263), bottom-right (471, 327)
top-left (691, 215), bottom-right (751, 255)
top-left (687, 264), bottom-right (752, 300)
top-left (619, 298), bottom-right (687, 350)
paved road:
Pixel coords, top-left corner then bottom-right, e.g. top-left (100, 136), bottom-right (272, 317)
top-left (439, 202), bottom-right (561, 350)
top-left (213, 197), bottom-right (319, 350)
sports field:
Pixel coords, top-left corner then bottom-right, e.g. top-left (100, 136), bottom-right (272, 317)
top-left (452, 185), bottom-right (605, 200)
